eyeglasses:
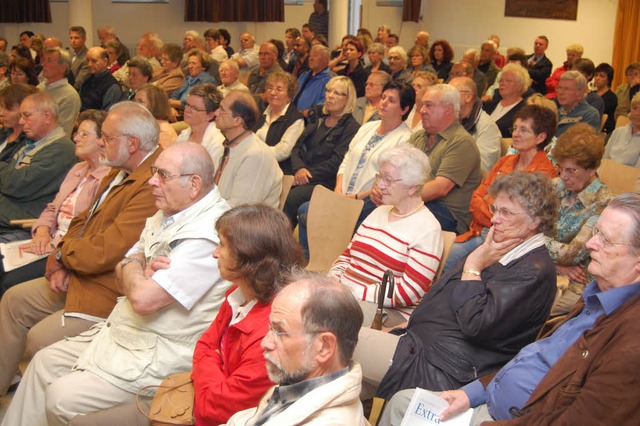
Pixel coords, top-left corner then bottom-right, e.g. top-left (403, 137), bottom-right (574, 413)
top-left (150, 166), bottom-right (195, 183)
top-left (590, 227), bottom-right (631, 248)
top-left (325, 88), bottom-right (347, 97)
top-left (75, 131), bottom-right (97, 139)
top-left (267, 85), bottom-right (287, 94)
top-left (421, 102), bottom-right (444, 110)
top-left (267, 323), bottom-right (320, 340)
top-left (375, 173), bottom-right (402, 186)
top-left (185, 103), bottom-right (207, 112)
top-left (102, 134), bottom-right (129, 144)
top-left (555, 164), bottom-right (581, 176)
top-left (19, 110), bottom-right (40, 119)
top-left (509, 126), bottom-right (534, 136)
top-left (489, 203), bottom-right (526, 219)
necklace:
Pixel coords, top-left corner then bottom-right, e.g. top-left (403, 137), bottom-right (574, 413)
top-left (390, 202), bottom-right (424, 218)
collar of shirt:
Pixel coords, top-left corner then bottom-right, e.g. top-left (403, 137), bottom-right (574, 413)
top-left (253, 366), bottom-right (349, 425)
top-left (587, 280), bottom-right (640, 315)
top-left (227, 287), bottom-right (258, 326)
top-left (499, 233), bottom-right (545, 266)
top-left (45, 78), bottom-right (70, 89)
top-left (269, 366), bottom-right (348, 403)
top-left (425, 120), bottom-right (462, 150)
top-left (264, 103), bottom-right (291, 123)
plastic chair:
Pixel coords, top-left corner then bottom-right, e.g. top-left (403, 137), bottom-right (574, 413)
top-left (500, 138), bottom-right (512, 156)
top-left (616, 115), bottom-right (631, 129)
top-left (598, 158), bottom-right (640, 194)
top-left (434, 231), bottom-right (456, 281)
top-left (278, 175), bottom-right (294, 211)
top-left (305, 185), bottom-right (363, 272)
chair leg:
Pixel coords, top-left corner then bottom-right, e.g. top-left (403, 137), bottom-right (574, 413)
top-left (368, 396), bottom-right (386, 426)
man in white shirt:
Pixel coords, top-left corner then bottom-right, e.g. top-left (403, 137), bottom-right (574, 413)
top-left (2, 142), bottom-right (232, 425)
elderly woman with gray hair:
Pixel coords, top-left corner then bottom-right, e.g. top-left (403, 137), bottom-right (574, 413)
top-left (483, 63), bottom-right (532, 137)
top-left (330, 144), bottom-right (444, 326)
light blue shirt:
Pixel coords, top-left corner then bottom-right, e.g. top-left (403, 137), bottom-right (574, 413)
top-left (603, 123), bottom-right (640, 167)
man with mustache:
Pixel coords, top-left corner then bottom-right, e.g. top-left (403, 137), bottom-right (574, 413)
top-left (224, 274), bottom-right (368, 425)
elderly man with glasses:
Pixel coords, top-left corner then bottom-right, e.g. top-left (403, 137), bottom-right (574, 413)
top-left (2, 141), bottom-right (233, 425)
top-left (0, 92), bottom-right (76, 242)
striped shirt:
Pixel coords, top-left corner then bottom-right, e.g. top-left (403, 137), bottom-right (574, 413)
top-left (330, 205), bottom-right (443, 313)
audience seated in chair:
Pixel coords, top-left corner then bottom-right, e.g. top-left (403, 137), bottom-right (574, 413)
top-left (0, 110), bottom-right (110, 298)
top-left (445, 104), bottom-right (557, 271)
top-left (225, 272), bottom-right (369, 426)
top-left (361, 172), bottom-right (558, 406)
top-left (0, 101), bottom-right (161, 398)
top-left (211, 91), bottom-right (283, 208)
top-left (547, 124), bottom-right (615, 316)
top-left (0, 91), bottom-right (77, 243)
top-left (254, 71), bottom-right (304, 174)
top-left (385, 83), bottom-right (481, 235)
top-left (381, 193), bottom-right (640, 426)
top-left (330, 145), bottom-right (443, 326)
top-left (2, 142), bottom-right (231, 425)
top-left (298, 80), bottom-right (414, 259)
top-left (284, 75), bottom-right (360, 227)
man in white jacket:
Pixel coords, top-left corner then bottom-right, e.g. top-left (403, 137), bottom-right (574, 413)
top-left (225, 274), bottom-right (367, 426)
top-left (2, 142), bottom-right (231, 426)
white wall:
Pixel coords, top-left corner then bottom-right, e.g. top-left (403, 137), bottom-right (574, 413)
top-left (0, 0), bottom-right (618, 69)
top-left (358, 0), bottom-right (618, 68)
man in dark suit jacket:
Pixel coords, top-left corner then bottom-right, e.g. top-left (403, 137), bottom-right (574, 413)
top-left (527, 35), bottom-right (553, 95)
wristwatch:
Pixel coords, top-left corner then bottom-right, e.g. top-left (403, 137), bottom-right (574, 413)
top-left (55, 249), bottom-right (63, 264)
top-left (120, 257), bottom-right (145, 269)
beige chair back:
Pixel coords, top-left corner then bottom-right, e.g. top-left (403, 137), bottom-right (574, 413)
top-left (170, 121), bottom-right (190, 135)
top-left (598, 158), bottom-right (640, 194)
top-left (600, 114), bottom-right (608, 132)
top-left (434, 231), bottom-right (456, 281)
top-left (616, 115), bottom-right (631, 128)
top-left (500, 138), bottom-right (512, 156)
top-left (305, 185), bottom-right (364, 272)
top-left (278, 175), bottom-right (294, 211)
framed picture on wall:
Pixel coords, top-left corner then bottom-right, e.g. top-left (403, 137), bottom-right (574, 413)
top-left (505, 0), bottom-right (578, 20)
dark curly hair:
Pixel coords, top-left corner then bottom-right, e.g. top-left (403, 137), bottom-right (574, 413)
top-left (429, 40), bottom-right (454, 63)
top-left (215, 204), bottom-right (303, 303)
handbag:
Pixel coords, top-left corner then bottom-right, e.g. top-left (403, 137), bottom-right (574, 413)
top-left (136, 371), bottom-right (195, 426)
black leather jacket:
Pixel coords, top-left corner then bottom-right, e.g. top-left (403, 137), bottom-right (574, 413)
top-left (376, 244), bottom-right (556, 398)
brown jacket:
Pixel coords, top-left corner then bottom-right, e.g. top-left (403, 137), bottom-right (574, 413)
top-left (485, 291), bottom-right (640, 425)
top-left (59, 148), bottom-right (162, 318)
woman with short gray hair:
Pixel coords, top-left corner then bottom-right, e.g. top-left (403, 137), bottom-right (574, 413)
top-left (330, 144), bottom-right (444, 326)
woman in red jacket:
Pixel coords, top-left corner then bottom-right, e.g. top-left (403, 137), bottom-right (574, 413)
top-left (192, 204), bottom-right (303, 425)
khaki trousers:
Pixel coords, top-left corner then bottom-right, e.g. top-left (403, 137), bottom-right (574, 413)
top-left (1, 335), bottom-right (147, 426)
top-left (0, 277), bottom-right (93, 395)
